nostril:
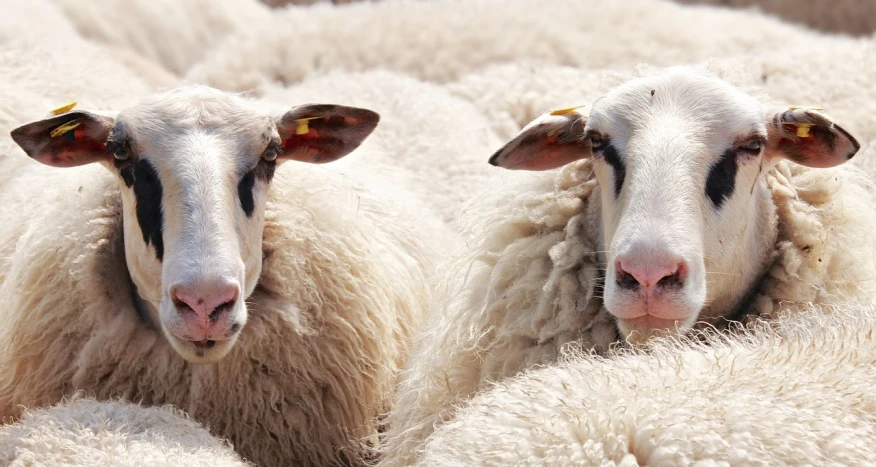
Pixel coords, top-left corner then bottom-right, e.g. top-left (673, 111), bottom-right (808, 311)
top-left (209, 299), bottom-right (237, 322)
top-left (616, 264), bottom-right (640, 290)
top-left (657, 262), bottom-right (687, 289)
top-left (169, 282), bottom-right (241, 320)
top-left (616, 259), bottom-right (688, 291)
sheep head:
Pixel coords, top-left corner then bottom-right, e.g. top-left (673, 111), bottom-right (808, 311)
top-left (11, 86), bottom-right (380, 363)
top-left (490, 67), bottom-right (860, 343)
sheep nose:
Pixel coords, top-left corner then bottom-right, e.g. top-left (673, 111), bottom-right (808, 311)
top-left (616, 258), bottom-right (687, 291)
top-left (170, 281), bottom-right (240, 323)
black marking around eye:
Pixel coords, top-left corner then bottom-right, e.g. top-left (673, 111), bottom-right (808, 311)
top-left (132, 159), bottom-right (164, 261)
top-left (238, 170), bottom-right (256, 217)
top-left (705, 149), bottom-right (738, 209)
top-left (601, 144), bottom-right (626, 198)
top-left (238, 160), bottom-right (276, 218)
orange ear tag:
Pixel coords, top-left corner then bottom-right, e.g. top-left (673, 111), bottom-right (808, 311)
top-left (50, 120), bottom-right (81, 138)
top-left (50, 102), bottom-right (78, 115)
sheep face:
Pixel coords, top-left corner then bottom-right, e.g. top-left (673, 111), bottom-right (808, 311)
top-left (10, 86), bottom-right (379, 363)
top-left (489, 68), bottom-right (859, 343)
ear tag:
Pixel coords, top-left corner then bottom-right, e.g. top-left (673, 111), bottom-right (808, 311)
top-left (50, 101), bottom-right (78, 115)
top-left (549, 105), bottom-right (587, 116)
top-left (788, 105), bottom-right (825, 111)
top-left (294, 117), bottom-right (320, 135)
top-left (50, 120), bottom-right (81, 138)
top-left (795, 123), bottom-right (813, 138)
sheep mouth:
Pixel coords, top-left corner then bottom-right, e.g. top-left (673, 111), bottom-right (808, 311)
top-left (164, 332), bottom-right (240, 364)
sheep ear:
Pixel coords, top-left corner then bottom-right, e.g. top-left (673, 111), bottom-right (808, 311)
top-left (11, 110), bottom-right (115, 168)
top-left (275, 104), bottom-right (380, 164)
top-left (489, 109), bottom-right (590, 171)
top-left (765, 108), bottom-right (860, 169)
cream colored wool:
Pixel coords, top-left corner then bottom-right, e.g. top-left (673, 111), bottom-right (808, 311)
top-left (0, 78), bottom-right (458, 464)
top-left (47, 0), bottom-right (270, 76)
top-left (254, 70), bottom-right (501, 226)
top-left (447, 34), bottom-right (876, 144)
top-left (0, 398), bottom-right (248, 466)
top-left (380, 78), bottom-right (876, 463)
top-left (0, 0), bottom-right (175, 108)
top-left (417, 303), bottom-right (876, 465)
top-left (185, 0), bottom-right (850, 93)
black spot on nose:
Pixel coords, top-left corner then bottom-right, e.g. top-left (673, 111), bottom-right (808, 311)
top-left (132, 159), bottom-right (164, 261)
top-left (705, 149), bottom-right (739, 209)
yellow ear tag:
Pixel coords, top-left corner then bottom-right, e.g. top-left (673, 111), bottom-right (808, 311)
top-left (795, 123), bottom-right (813, 138)
top-left (50, 102), bottom-right (78, 115)
top-left (294, 117), bottom-right (320, 135)
top-left (50, 119), bottom-right (81, 138)
top-left (549, 105), bottom-right (587, 116)
top-left (788, 105), bottom-right (825, 111)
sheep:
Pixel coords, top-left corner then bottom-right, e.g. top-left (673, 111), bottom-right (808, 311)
top-left (1, 82), bottom-right (455, 466)
top-left (183, 0), bottom-right (850, 93)
top-left (445, 33), bottom-right (876, 144)
top-left (253, 70), bottom-right (501, 226)
top-left (0, 397), bottom-right (248, 466)
top-left (46, 0), bottom-right (271, 76)
top-left (0, 0), bottom-right (175, 125)
top-left (415, 302), bottom-right (876, 466)
top-left (380, 65), bottom-right (876, 465)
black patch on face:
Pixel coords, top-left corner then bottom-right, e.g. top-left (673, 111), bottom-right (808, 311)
top-left (131, 159), bottom-right (164, 261)
top-left (705, 149), bottom-right (738, 209)
top-left (602, 144), bottom-right (626, 198)
top-left (238, 160), bottom-right (276, 218)
top-left (238, 171), bottom-right (256, 217)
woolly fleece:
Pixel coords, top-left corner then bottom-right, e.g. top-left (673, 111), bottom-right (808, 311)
top-left (0, 398), bottom-right (247, 466)
top-left (381, 70), bottom-right (876, 465)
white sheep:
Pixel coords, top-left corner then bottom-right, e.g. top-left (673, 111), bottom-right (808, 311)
top-left (183, 0), bottom-right (850, 92)
top-left (416, 302), bottom-right (876, 466)
top-left (380, 65), bottom-right (876, 465)
top-left (0, 397), bottom-right (248, 466)
top-left (46, 0), bottom-right (270, 76)
top-left (0, 81), bottom-right (456, 466)
top-left (445, 35), bottom-right (876, 144)
top-left (253, 70), bottom-right (501, 225)
top-left (0, 0), bottom-right (176, 130)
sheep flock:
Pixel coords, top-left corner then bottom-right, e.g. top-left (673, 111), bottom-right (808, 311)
top-left (1, 0), bottom-right (875, 466)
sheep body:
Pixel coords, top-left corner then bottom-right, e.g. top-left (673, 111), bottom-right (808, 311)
top-left (417, 303), bottom-right (876, 466)
top-left (381, 69), bottom-right (876, 465)
top-left (0, 398), bottom-right (247, 466)
top-left (0, 75), bottom-right (467, 466)
top-left (46, 0), bottom-right (270, 76)
top-left (184, 0), bottom-right (851, 92)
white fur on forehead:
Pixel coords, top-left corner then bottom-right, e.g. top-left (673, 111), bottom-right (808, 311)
top-left (590, 67), bottom-right (766, 127)
top-left (119, 85), bottom-right (273, 137)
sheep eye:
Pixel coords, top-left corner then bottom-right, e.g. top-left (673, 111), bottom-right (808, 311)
top-left (589, 132), bottom-right (607, 151)
top-left (263, 140), bottom-right (283, 162)
top-left (739, 139), bottom-right (764, 153)
top-left (106, 140), bottom-right (131, 161)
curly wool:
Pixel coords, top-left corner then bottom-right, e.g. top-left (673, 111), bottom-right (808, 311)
top-left (0, 151), bottom-right (442, 466)
top-left (182, 0), bottom-right (845, 93)
top-left (0, 397), bottom-right (247, 466)
top-left (417, 302), bottom-right (876, 466)
top-left (381, 150), bottom-right (876, 465)
top-left (46, 0), bottom-right (270, 76)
